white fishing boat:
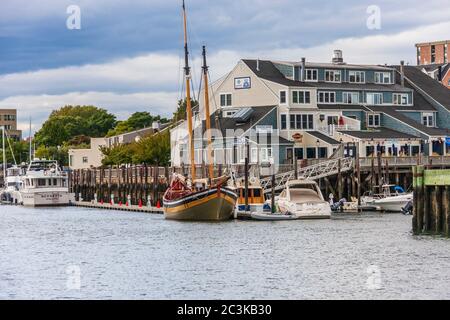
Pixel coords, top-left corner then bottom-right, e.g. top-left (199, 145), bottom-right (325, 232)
top-left (250, 211), bottom-right (300, 221)
top-left (276, 179), bottom-right (331, 219)
top-left (20, 159), bottom-right (71, 207)
top-left (373, 185), bottom-right (413, 212)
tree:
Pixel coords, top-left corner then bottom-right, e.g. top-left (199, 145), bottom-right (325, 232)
top-left (100, 144), bottom-right (135, 166)
top-left (35, 105), bottom-right (116, 147)
top-left (132, 130), bottom-right (171, 166)
top-left (106, 112), bottom-right (170, 137)
top-left (35, 145), bottom-right (69, 166)
top-left (173, 98), bottom-right (199, 123)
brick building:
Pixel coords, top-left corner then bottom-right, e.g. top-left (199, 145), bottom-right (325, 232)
top-left (416, 40), bottom-right (450, 89)
top-left (0, 109), bottom-right (22, 140)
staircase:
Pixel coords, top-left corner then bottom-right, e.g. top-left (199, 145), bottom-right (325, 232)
top-left (261, 157), bottom-right (354, 193)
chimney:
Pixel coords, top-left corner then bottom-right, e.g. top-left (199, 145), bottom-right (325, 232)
top-left (332, 50), bottom-right (344, 64)
top-left (400, 60), bottom-right (405, 87)
top-left (300, 57), bottom-right (306, 82)
top-left (256, 59), bottom-right (260, 72)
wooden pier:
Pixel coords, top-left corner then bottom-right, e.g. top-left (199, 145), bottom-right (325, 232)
top-left (71, 201), bottom-right (163, 214)
top-left (413, 166), bottom-right (450, 237)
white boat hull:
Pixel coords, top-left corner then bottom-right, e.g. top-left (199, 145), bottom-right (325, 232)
top-left (374, 194), bottom-right (413, 212)
top-left (277, 201), bottom-right (332, 219)
top-left (21, 190), bottom-right (70, 207)
top-left (251, 212), bottom-right (299, 221)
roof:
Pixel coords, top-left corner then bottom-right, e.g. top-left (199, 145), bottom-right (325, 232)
top-left (307, 131), bottom-right (341, 145)
top-left (369, 106), bottom-right (449, 137)
top-left (243, 59), bottom-right (410, 92)
top-left (272, 60), bottom-right (394, 71)
top-left (416, 40), bottom-right (450, 47)
top-left (242, 59), bottom-right (312, 87)
top-left (339, 127), bottom-right (419, 140)
top-left (418, 63), bottom-right (446, 72)
top-left (395, 65), bottom-right (450, 111)
top-left (199, 105), bottom-right (277, 137)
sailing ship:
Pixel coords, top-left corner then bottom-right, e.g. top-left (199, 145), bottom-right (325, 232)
top-left (163, 1), bottom-right (237, 221)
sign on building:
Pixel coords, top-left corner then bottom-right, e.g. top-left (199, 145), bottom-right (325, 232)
top-left (234, 77), bottom-right (251, 89)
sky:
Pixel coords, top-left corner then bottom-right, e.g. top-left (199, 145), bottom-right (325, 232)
top-left (0, 0), bottom-right (449, 135)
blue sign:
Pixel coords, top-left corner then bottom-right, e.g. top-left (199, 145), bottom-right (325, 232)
top-left (446, 137), bottom-right (450, 146)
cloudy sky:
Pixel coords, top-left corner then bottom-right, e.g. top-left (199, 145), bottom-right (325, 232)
top-left (0, 0), bottom-right (449, 135)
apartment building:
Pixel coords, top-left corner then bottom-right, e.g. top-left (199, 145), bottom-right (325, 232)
top-left (0, 109), bottom-right (22, 140)
top-left (170, 50), bottom-right (450, 167)
top-left (416, 40), bottom-right (450, 89)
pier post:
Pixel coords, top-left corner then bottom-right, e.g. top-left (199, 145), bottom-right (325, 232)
top-left (443, 186), bottom-right (450, 237)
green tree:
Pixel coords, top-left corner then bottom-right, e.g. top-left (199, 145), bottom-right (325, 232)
top-left (132, 130), bottom-right (171, 166)
top-left (106, 112), bottom-right (170, 137)
top-left (173, 98), bottom-right (198, 123)
top-left (35, 145), bottom-right (69, 166)
top-left (100, 144), bottom-right (135, 166)
top-left (35, 105), bottom-right (116, 147)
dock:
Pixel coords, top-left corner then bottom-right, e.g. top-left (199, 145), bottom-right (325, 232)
top-left (71, 201), bottom-right (164, 214)
top-left (413, 166), bottom-right (450, 237)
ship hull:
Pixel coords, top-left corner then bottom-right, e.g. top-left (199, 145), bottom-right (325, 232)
top-left (20, 190), bottom-right (70, 207)
top-left (164, 188), bottom-right (237, 221)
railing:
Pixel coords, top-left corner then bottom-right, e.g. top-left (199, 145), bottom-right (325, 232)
top-left (261, 157), bottom-right (354, 193)
top-left (359, 156), bottom-right (450, 168)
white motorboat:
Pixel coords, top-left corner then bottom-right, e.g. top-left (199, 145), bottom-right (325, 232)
top-left (276, 179), bottom-right (331, 219)
top-left (373, 185), bottom-right (413, 212)
top-left (20, 159), bottom-right (71, 207)
top-left (250, 211), bottom-right (299, 221)
top-left (0, 166), bottom-right (24, 204)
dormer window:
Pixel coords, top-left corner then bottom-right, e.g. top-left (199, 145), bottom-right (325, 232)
top-left (325, 70), bottom-right (341, 83)
top-left (305, 69), bottom-right (318, 82)
top-left (422, 113), bottom-right (435, 127)
top-left (349, 71), bottom-right (365, 83)
top-left (375, 72), bottom-right (392, 84)
top-left (393, 93), bottom-right (410, 105)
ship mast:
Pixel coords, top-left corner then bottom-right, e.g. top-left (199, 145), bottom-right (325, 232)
top-left (2, 126), bottom-right (6, 185)
top-left (202, 46), bottom-right (214, 181)
top-left (182, 0), bottom-right (196, 180)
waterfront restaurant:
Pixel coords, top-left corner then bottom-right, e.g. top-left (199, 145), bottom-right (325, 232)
top-left (170, 50), bottom-right (450, 167)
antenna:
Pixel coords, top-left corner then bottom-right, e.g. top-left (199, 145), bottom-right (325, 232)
top-left (28, 118), bottom-right (32, 163)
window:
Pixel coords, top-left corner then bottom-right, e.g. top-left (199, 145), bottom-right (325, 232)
top-left (349, 71), bottom-right (365, 83)
top-left (3, 115), bottom-right (16, 121)
top-left (327, 116), bottom-right (338, 125)
top-left (220, 93), bottom-right (232, 107)
top-left (280, 114), bottom-right (287, 130)
top-left (305, 69), bottom-right (318, 81)
top-left (250, 148), bottom-right (258, 163)
top-left (367, 114), bottom-right (381, 127)
top-left (318, 147), bottom-right (328, 159)
top-left (366, 93), bottom-right (383, 105)
top-left (280, 91), bottom-right (287, 104)
top-left (292, 90), bottom-right (311, 104)
top-left (375, 72), bottom-right (392, 84)
top-left (289, 114), bottom-right (314, 130)
top-left (317, 92), bottom-right (336, 104)
top-left (306, 148), bottom-right (317, 159)
top-left (260, 148), bottom-right (273, 163)
top-left (325, 70), bottom-right (341, 82)
top-left (431, 45), bottom-right (436, 63)
top-left (342, 92), bottom-right (359, 104)
top-left (38, 179), bottom-right (46, 187)
top-left (82, 157), bottom-right (88, 164)
top-left (422, 113), bottom-right (435, 127)
top-left (224, 110), bottom-right (236, 117)
top-left (393, 93), bottom-right (409, 105)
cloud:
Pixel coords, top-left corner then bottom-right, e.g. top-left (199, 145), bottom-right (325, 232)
top-left (1, 20), bottom-right (450, 137)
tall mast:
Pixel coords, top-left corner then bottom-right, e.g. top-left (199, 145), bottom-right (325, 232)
top-left (28, 118), bottom-right (32, 163)
top-left (2, 126), bottom-right (6, 184)
top-left (182, 0), bottom-right (196, 179)
top-left (202, 46), bottom-right (214, 181)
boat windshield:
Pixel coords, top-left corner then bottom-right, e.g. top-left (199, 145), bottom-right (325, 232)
top-left (29, 161), bottom-right (58, 172)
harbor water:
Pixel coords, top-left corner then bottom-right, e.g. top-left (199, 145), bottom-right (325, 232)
top-left (1, 206), bottom-right (450, 300)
